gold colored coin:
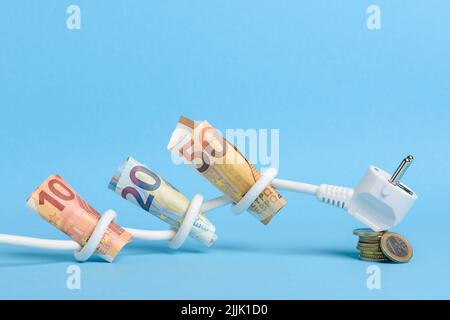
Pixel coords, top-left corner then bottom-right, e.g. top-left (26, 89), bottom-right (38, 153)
top-left (359, 256), bottom-right (389, 262)
top-left (359, 236), bottom-right (382, 242)
top-left (358, 243), bottom-right (381, 248)
top-left (358, 245), bottom-right (382, 250)
top-left (358, 248), bottom-right (381, 253)
top-left (360, 251), bottom-right (386, 258)
top-left (360, 252), bottom-right (386, 257)
top-left (358, 248), bottom-right (382, 253)
top-left (358, 247), bottom-right (383, 252)
top-left (353, 228), bottom-right (385, 237)
top-left (360, 252), bottom-right (385, 257)
top-left (358, 249), bottom-right (384, 255)
top-left (380, 232), bottom-right (413, 263)
top-left (357, 242), bottom-right (381, 248)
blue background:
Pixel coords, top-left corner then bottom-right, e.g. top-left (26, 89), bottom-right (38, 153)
top-left (0, 0), bottom-right (449, 299)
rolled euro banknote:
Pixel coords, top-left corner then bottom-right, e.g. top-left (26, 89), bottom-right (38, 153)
top-left (109, 157), bottom-right (218, 247)
top-left (26, 175), bottom-right (132, 262)
top-left (167, 116), bottom-right (287, 224)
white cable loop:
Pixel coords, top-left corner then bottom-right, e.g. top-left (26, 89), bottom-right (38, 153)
top-left (0, 168), bottom-right (326, 262)
top-left (168, 194), bottom-right (203, 249)
top-left (75, 195), bottom-right (204, 261)
top-left (232, 168), bottom-right (278, 214)
top-left (74, 209), bottom-right (117, 262)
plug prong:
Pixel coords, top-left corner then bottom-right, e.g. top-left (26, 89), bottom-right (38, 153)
top-left (389, 155), bottom-right (414, 185)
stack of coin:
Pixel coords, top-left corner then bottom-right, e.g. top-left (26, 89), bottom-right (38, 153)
top-left (353, 228), bottom-right (413, 263)
top-left (354, 228), bottom-right (388, 262)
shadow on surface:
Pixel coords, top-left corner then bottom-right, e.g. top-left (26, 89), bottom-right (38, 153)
top-left (120, 239), bottom-right (208, 257)
top-left (213, 241), bottom-right (358, 260)
top-left (0, 239), bottom-right (209, 267)
top-left (0, 240), bottom-right (357, 268)
top-left (0, 249), bottom-right (83, 268)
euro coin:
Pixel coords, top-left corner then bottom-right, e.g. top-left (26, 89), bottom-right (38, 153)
top-left (380, 232), bottom-right (413, 263)
top-left (360, 254), bottom-right (387, 261)
top-left (358, 236), bottom-right (382, 243)
top-left (357, 242), bottom-right (381, 248)
top-left (353, 228), bottom-right (385, 237)
top-left (360, 251), bottom-right (386, 257)
top-left (358, 248), bottom-right (383, 253)
top-left (359, 255), bottom-right (389, 262)
top-left (358, 249), bottom-right (384, 255)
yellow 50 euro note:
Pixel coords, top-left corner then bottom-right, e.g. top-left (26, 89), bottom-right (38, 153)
top-left (26, 175), bottom-right (132, 262)
top-left (167, 116), bottom-right (286, 225)
top-left (109, 157), bottom-right (218, 247)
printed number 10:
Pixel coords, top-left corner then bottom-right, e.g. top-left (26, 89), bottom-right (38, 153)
top-left (39, 179), bottom-right (75, 211)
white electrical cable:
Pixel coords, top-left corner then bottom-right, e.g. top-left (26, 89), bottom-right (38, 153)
top-left (0, 170), bottom-right (345, 262)
top-left (124, 228), bottom-right (175, 241)
top-left (198, 175), bottom-right (321, 214)
top-left (0, 194), bottom-right (205, 261)
top-left (272, 178), bottom-right (319, 194)
top-left (0, 234), bottom-right (80, 251)
top-left (200, 195), bottom-right (232, 213)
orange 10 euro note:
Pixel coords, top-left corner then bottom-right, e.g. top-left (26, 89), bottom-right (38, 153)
top-left (26, 175), bottom-right (132, 262)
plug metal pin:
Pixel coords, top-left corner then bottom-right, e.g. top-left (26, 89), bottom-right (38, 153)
top-left (389, 155), bottom-right (414, 186)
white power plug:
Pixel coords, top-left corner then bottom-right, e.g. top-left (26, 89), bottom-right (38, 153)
top-left (272, 155), bottom-right (417, 231)
top-left (347, 163), bottom-right (416, 231)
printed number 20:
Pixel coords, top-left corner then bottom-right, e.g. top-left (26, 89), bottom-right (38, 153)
top-left (121, 165), bottom-right (161, 212)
